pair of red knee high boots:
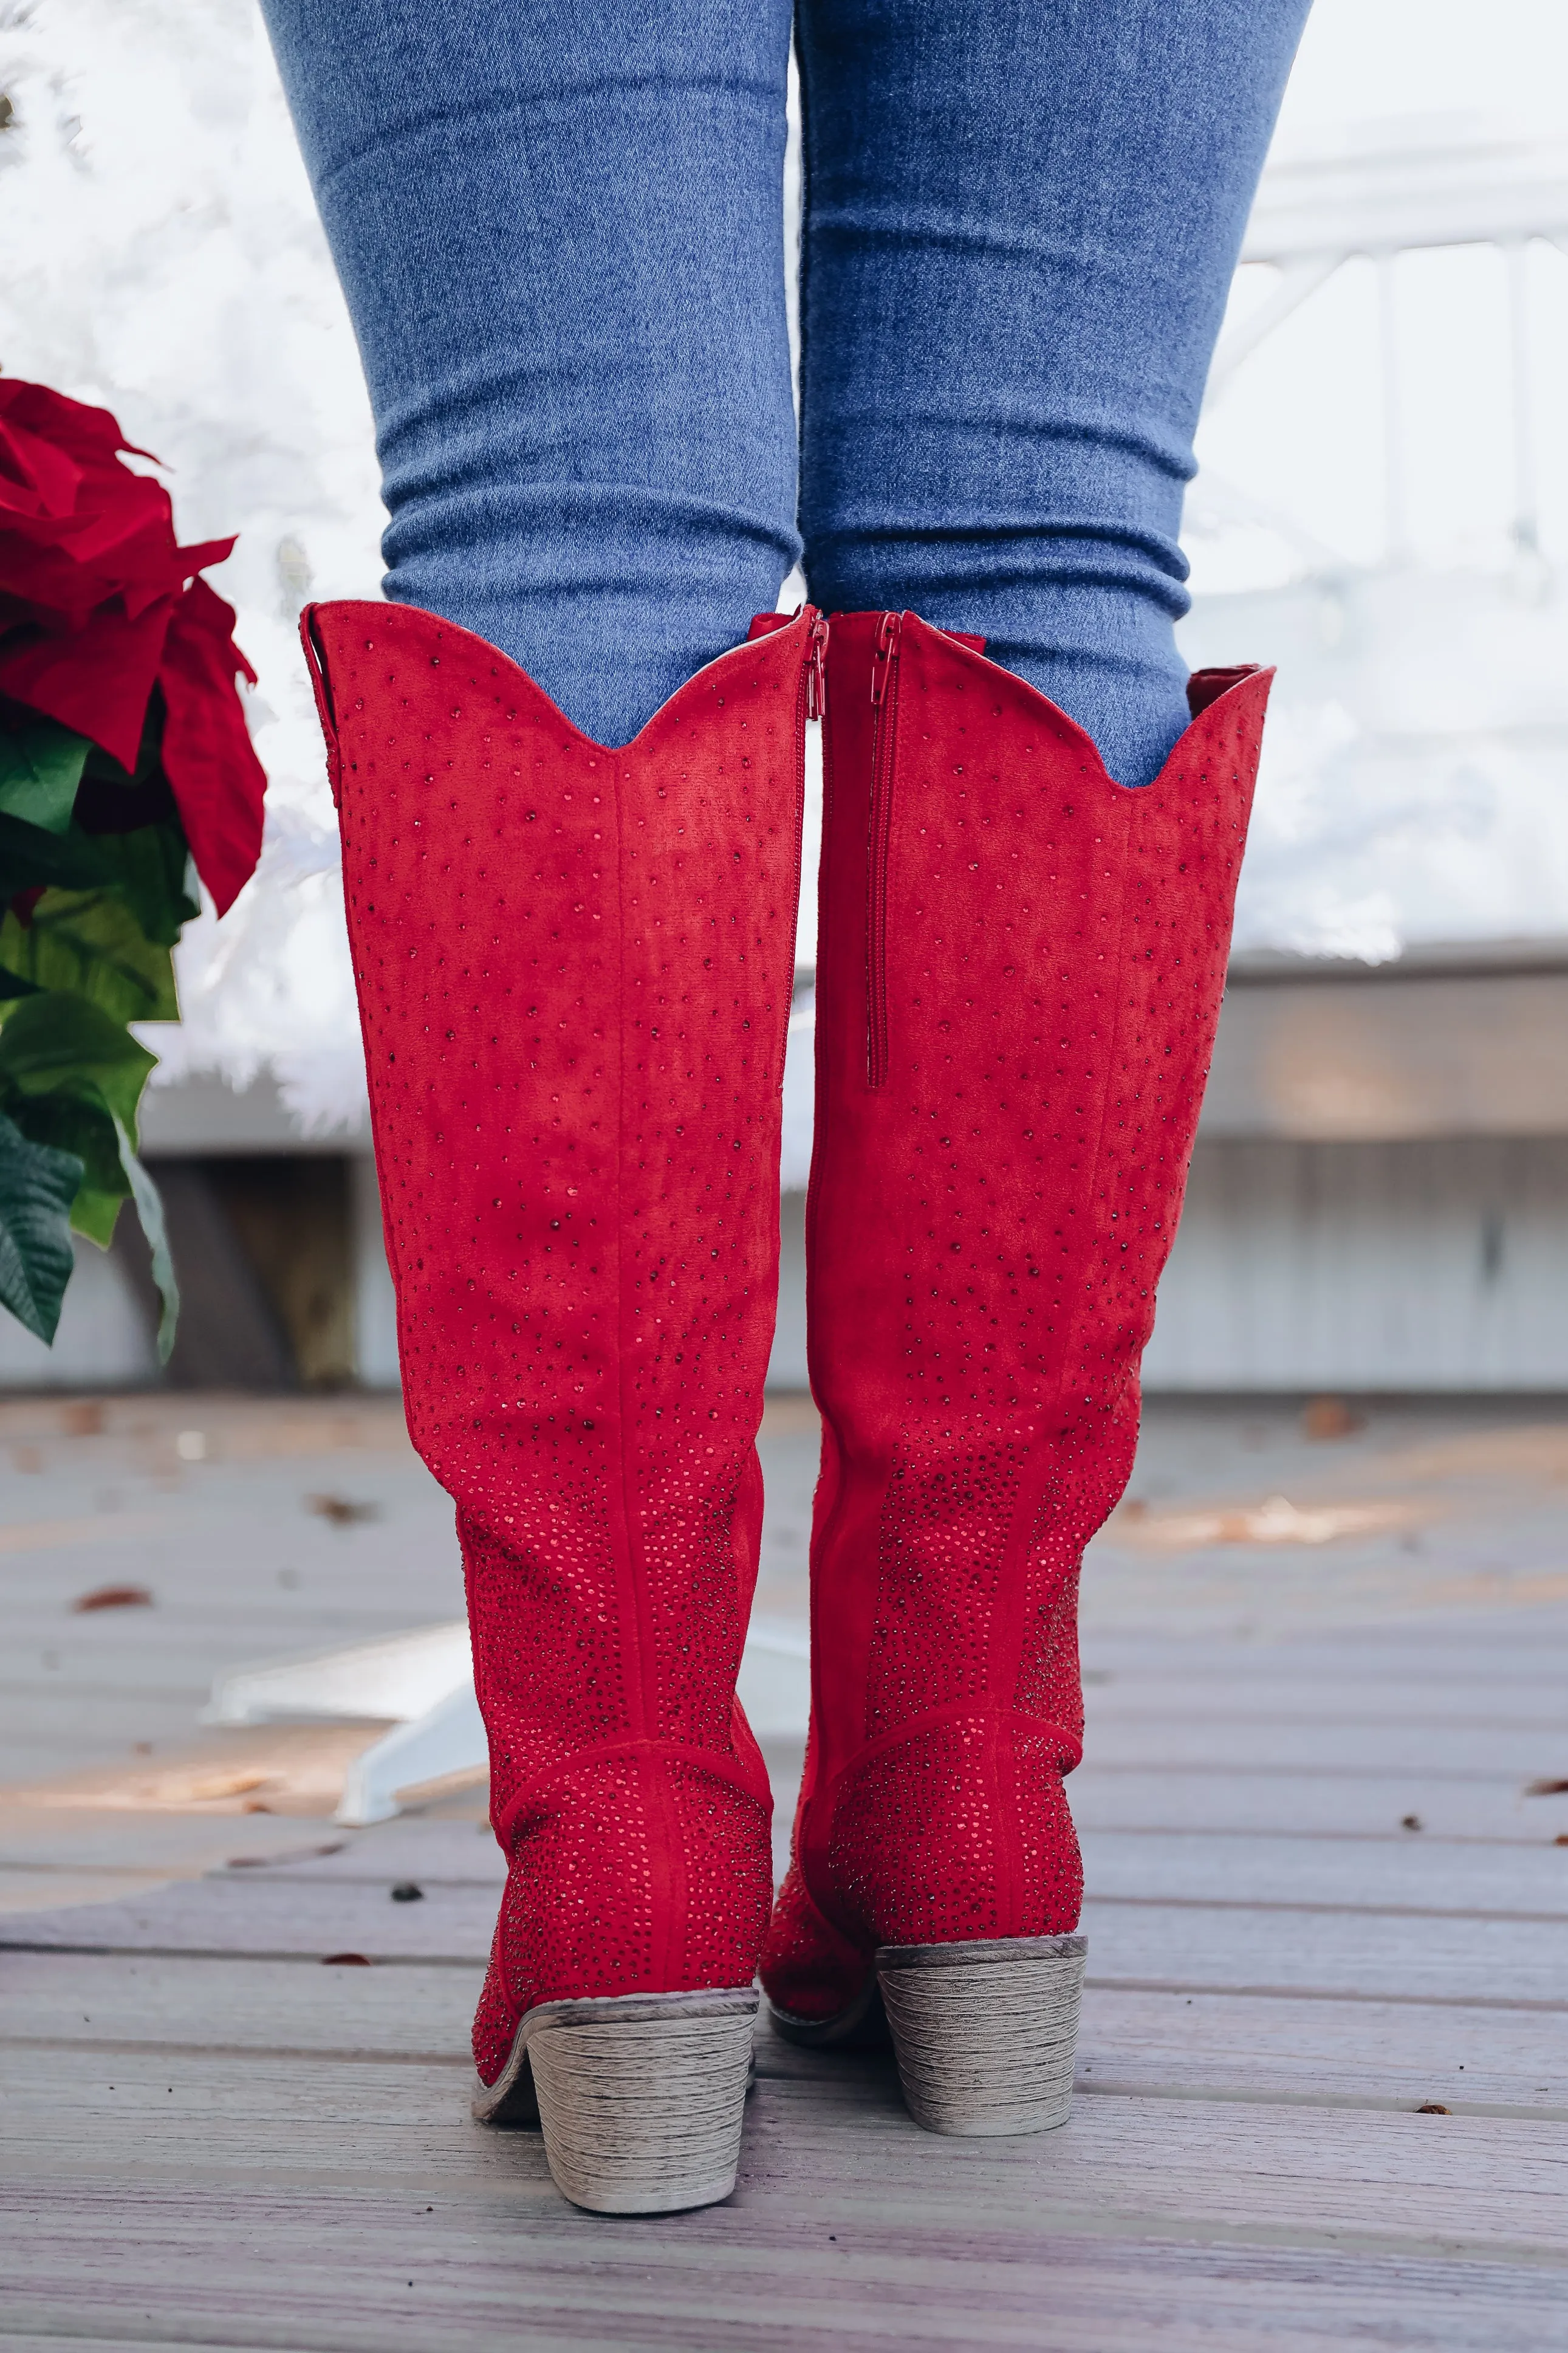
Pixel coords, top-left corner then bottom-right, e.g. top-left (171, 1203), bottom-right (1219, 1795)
top-left (303, 597), bottom-right (1268, 2213)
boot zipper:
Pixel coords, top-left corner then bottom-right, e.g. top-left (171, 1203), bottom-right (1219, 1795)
top-left (786, 610), bottom-right (830, 1070)
top-left (806, 609), bottom-right (829, 723)
top-left (867, 610), bottom-right (902, 1089)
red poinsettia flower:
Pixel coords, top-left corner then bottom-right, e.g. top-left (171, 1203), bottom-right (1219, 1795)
top-left (0, 378), bottom-right (266, 915)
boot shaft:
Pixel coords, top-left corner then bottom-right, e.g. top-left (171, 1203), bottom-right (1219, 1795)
top-left (811, 610), bottom-right (1268, 1454)
top-left (785, 614), bottom-right (1270, 1956)
top-left (301, 604), bottom-right (823, 1923)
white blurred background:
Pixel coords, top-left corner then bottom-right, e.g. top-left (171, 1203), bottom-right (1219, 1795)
top-left (3, 0), bottom-right (1567, 1391)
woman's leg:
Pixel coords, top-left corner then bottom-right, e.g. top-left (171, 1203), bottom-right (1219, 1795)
top-left (765, 1), bottom-right (1306, 2129)
top-left (259, 0), bottom-right (799, 744)
top-left (267, 1), bottom-right (812, 2212)
top-left (796, 0), bottom-right (1310, 786)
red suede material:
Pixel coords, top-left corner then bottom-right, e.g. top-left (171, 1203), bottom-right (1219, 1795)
top-left (764, 611), bottom-right (1270, 2019)
top-left (303, 599), bottom-right (818, 2078)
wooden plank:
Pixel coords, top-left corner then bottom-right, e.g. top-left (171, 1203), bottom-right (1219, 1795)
top-left (1073, 1718), bottom-right (1563, 1778)
top-left (1083, 1678), bottom-right (1568, 1728)
top-left (1078, 1829), bottom-right (1568, 1915)
top-left (0, 1516), bottom-right (460, 1606)
top-left (4, 2180), bottom-right (1563, 2353)
top-left (1, 1624), bottom-right (454, 1692)
top-left (0, 1559), bottom-right (467, 1629)
top-left (1068, 1986), bottom-right (1568, 2116)
top-left (736, 2078), bottom-right (1568, 2258)
top-left (6, 1822), bottom-right (1567, 2001)
top-left (1, 2340), bottom-right (204, 2353)
top-left (0, 1874), bottom-right (498, 1962)
top-left (1080, 1556), bottom-right (1568, 1630)
top-left (1081, 1632), bottom-right (1568, 1685)
top-left (0, 1724), bottom-right (394, 1835)
top-left (5, 1392), bottom-right (1568, 2353)
top-left (4, 2049), bottom-right (1566, 2266)
top-left (1080, 1897), bottom-right (1568, 2006)
top-left (0, 1867), bottom-right (193, 1917)
top-left (179, 1822), bottom-right (1568, 1917)
top-left (1069, 1765), bottom-right (1568, 1841)
top-left (0, 1802), bottom-right (361, 1877)
top-left (0, 1694), bottom-right (219, 1750)
top-left (0, 1949), bottom-right (481, 2061)
top-left (202, 1820), bottom-right (506, 1886)
top-left (7, 1954), bottom-right (1564, 2121)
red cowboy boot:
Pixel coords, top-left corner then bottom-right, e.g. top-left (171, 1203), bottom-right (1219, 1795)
top-left (301, 598), bottom-right (828, 2211)
top-left (763, 610), bottom-right (1270, 2133)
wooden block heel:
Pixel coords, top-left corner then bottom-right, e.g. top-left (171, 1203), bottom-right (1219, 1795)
top-left (473, 1987), bottom-right (759, 2214)
top-left (875, 1933), bottom-right (1087, 2137)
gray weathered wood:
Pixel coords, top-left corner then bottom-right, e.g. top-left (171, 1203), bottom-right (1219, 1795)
top-left (176, 1825), bottom-right (1568, 1923)
top-left (1083, 1678), bottom-right (1568, 1729)
top-left (5, 2049), bottom-right (1567, 2264)
top-left (0, 1874), bottom-right (498, 1962)
top-left (1069, 1765), bottom-right (1568, 1840)
top-left (6, 1955), bottom-right (1564, 2121)
top-left (4, 2180), bottom-right (1563, 2352)
top-left (1078, 1829), bottom-right (1568, 1915)
top-left (1073, 1718), bottom-right (1563, 1778)
top-left (1069, 1985), bottom-right (1568, 2115)
top-left (1080, 1897), bottom-right (1568, 2005)
top-left (7, 1391), bottom-right (1568, 2348)
top-left (0, 1949), bottom-right (482, 2059)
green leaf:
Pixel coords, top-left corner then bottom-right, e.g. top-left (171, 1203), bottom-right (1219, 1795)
top-left (3, 1087), bottom-right (131, 1242)
top-left (0, 817), bottom-right (199, 948)
top-left (0, 889), bottom-right (179, 1023)
top-left (0, 811), bottom-right (117, 904)
top-left (91, 822), bottom-right (200, 947)
top-left (69, 1185), bottom-right (125, 1248)
top-left (0, 716), bottom-right (92, 834)
top-left (112, 1113), bottom-right (178, 1362)
top-left (0, 1106), bottom-right (83, 1342)
top-left (0, 989), bottom-right (157, 1139)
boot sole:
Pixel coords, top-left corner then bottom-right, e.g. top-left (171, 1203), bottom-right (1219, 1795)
top-left (772, 1932), bottom-right (1087, 2136)
top-left (473, 1987), bottom-right (759, 2214)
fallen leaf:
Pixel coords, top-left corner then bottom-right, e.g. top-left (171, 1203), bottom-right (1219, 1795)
top-left (1524, 1778), bottom-right (1568, 1798)
top-left (307, 1493), bottom-right (380, 1526)
top-left (29, 1723), bottom-right (385, 1815)
top-left (390, 1881), bottom-right (424, 1903)
top-left (1116, 1495), bottom-right (1426, 1550)
top-left (1416, 2103), bottom-right (1450, 2115)
top-left (72, 1583), bottom-right (152, 1612)
top-left (227, 1842), bottom-right (346, 1870)
top-left (1400, 1814), bottom-right (1423, 1832)
top-left (322, 1952), bottom-right (371, 1966)
top-left (189, 1771), bottom-right (274, 1801)
top-left (1303, 1396), bottom-right (1361, 1441)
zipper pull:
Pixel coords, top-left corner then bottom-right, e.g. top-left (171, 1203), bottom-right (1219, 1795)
top-left (806, 610), bottom-right (830, 721)
top-left (870, 610), bottom-right (900, 707)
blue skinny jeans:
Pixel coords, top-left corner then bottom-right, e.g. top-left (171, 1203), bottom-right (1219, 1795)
top-left (261, 0), bottom-right (1309, 784)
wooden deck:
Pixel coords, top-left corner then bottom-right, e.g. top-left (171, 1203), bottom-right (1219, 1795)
top-left (2, 1391), bottom-right (1567, 2348)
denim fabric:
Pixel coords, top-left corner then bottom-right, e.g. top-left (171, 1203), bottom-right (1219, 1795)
top-left (261, 0), bottom-right (1307, 781)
